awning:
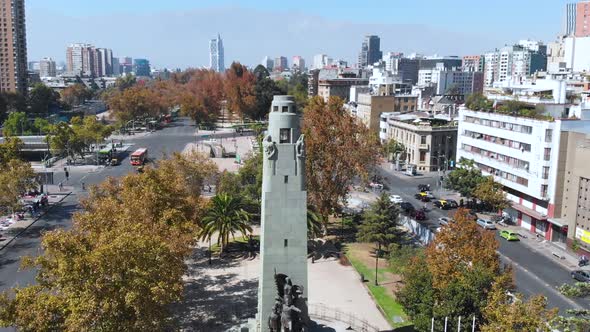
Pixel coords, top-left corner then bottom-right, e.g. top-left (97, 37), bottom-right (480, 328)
top-left (509, 202), bottom-right (548, 221)
top-left (547, 217), bottom-right (566, 228)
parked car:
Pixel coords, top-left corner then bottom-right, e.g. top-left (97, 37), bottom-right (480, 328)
top-left (477, 218), bottom-right (496, 230)
top-left (499, 230), bottom-right (519, 241)
top-left (412, 209), bottom-right (427, 221)
top-left (414, 192), bottom-right (431, 202)
top-left (389, 194), bottom-right (403, 204)
top-left (369, 182), bottom-right (384, 190)
top-left (400, 202), bottom-right (415, 214)
top-left (571, 270), bottom-right (590, 282)
top-left (438, 217), bottom-right (452, 226)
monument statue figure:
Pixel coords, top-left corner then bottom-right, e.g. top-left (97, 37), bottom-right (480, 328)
top-left (263, 134), bottom-right (277, 175)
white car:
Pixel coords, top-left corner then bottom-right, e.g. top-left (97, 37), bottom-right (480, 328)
top-left (438, 217), bottom-right (452, 226)
top-left (477, 218), bottom-right (496, 230)
top-left (389, 194), bottom-right (403, 204)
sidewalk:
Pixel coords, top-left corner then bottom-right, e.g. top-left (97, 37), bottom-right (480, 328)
top-left (0, 190), bottom-right (71, 250)
top-left (496, 223), bottom-right (580, 270)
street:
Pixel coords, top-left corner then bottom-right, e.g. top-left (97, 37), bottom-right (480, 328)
top-left (0, 118), bottom-right (233, 332)
top-left (377, 163), bottom-right (590, 314)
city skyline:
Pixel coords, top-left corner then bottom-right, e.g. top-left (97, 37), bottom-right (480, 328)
top-left (26, 1), bottom-right (571, 69)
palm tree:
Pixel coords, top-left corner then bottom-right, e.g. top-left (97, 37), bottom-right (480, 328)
top-left (200, 193), bottom-right (252, 255)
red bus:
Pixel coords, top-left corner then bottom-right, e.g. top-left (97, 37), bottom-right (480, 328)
top-left (130, 148), bottom-right (148, 166)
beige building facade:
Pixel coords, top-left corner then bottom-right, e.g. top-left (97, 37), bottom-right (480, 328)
top-left (0, 0), bottom-right (27, 93)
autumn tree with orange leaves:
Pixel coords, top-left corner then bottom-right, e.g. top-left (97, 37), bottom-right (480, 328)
top-left (224, 62), bottom-right (257, 120)
top-left (177, 69), bottom-right (224, 125)
top-left (303, 96), bottom-right (381, 220)
top-left (106, 83), bottom-right (170, 123)
top-left (397, 208), bottom-right (512, 331)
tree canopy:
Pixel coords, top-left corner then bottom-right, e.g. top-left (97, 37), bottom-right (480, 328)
top-left (224, 62), bottom-right (257, 120)
top-left (303, 96), bottom-right (381, 218)
top-left (445, 158), bottom-right (486, 198)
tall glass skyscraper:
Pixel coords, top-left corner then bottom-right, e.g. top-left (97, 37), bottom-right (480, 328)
top-left (209, 33), bottom-right (225, 72)
top-left (358, 35), bottom-right (382, 69)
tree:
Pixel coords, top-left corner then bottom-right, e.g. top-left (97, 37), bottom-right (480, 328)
top-left (28, 83), bottom-right (59, 115)
top-left (551, 309), bottom-right (590, 332)
top-left (61, 83), bottom-right (92, 107)
top-left (106, 83), bottom-right (167, 123)
top-left (307, 205), bottom-right (323, 239)
top-left (224, 62), bottom-right (257, 120)
top-left (0, 159), bottom-right (36, 212)
top-left (252, 65), bottom-right (285, 120)
top-left (482, 273), bottom-right (557, 332)
top-left (0, 92), bottom-right (26, 114)
top-left (383, 139), bottom-right (405, 162)
top-left (33, 118), bottom-right (52, 135)
top-left (397, 208), bottom-right (508, 331)
top-left (0, 137), bottom-right (23, 165)
top-left (303, 96), bottom-right (381, 219)
top-left (47, 122), bottom-right (84, 159)
top-left (473, 176), bottom-right (509, 212)
top-left (178, 69), bottom-right (224, 125)
top-left (465, 93), bottom-right (493, 111)
top-left (115, 74), bottom-right (137, 91)
top-left (445, 158), bottom-right (486, 197)
top-left (357, 192), bottom-right (401, 285)
top-left (2, 112), bottom-right (32, 136)
top-left (0, 154), bottom-right (215, 331)
top-left (200, 193), bottom-right (252, 255)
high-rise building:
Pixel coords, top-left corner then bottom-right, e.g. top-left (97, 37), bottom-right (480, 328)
top-left (274, 56), bottom-right (288, 71)
top-left (462, 55), bottom-right (484, 72)
top-left (262, 56), bottom-right (274, 71)
top-left (133, 59), bottom-right (151, 77)
top-left (66, 43), bottom-right (96, 76)
top-left (112, 57), bottom-right (121, 76)
top-left (292, 56), bottom-right (305, 72)
top-left (383, 52), bottom-right (420, 84)
top-left (95, 48), bottom-right (113, 77)
top-left (358, 35), bottom-right (382, 68)
top-left (0, 0), bottom-right (27, 93)
top-left (209, 33), bottom-right (225, 72)
top-left (39, 58), bottom-right (57, 77)
top-left (564, 1), bottom-right (590, 37)
top-left (483, 41), bottom-right (547, 86)
top-left (312, 54), bottom-right (333, 69)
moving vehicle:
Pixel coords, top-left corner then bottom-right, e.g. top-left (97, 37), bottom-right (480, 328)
top-left (433, 200), bottom-right (450, 210)
top-left (130, 148), bottom-right (148, 166)
top-left (400, 202), bottom-right (415, 214)
top-left (414, 192), bottom-right (431, 202)
top-left (477, 218), bottom-right (496, 230)
top-left (389, 194), bottom-right (403, 204)
top-left (418, 184), bottom-right (430, 192)
top-left (438, 217), bottom-right (452, 226)
top-left (571, 270), bottom-right (590, 282)
top-left (499, 230), bottom-right (519, 241)
top-left (446, 199), bottom-right (459, 208)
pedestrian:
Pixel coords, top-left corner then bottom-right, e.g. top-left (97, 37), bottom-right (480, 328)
top-left (59, 182), bottom-right (63, 191)
top-left (81, 182), bottom-right (85, 190)
top-left (65, 171), bottom-right (69, 181)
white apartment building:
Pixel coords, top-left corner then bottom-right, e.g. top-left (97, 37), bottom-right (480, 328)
top-left (39, 57), bottom-right (56, 78)
top-left (483, 42), bottom-right (547, 87)
top-left (456, 108), bottom-right (571, 243)
top-left (418, 65), bottom-right (483, 95)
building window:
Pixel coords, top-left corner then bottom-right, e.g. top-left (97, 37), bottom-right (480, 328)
top-left (284, 239), bottom-right (288, 247)
top-left (544, 148), bottom-right (551, 161)
top-left (545, 129), bottom-right (553, 143)
top-left (542, 166), bottom-right (549, 180)
top-left (541, 184), bottom-right (548, 198)
top-left (280, 128), bottom-right (291, 143)
top-left (284, 176), bottom-right (288, 184)
top-left (273, 106), bottom-right (278, 112)
top-left (419, 151), bottom-right (426, 162)
top-left (420, 136), bottom-right (427, 144)
top-left (282, 106), bottom-right (289, 113)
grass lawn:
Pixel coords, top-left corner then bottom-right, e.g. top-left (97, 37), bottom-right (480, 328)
top-left (346, 244), bottom-right (413, 329)
top-left (210, 234), bottom-right (260, 253)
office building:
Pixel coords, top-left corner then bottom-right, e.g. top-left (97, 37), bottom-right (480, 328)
top-left (0, 0), bottom-right (27, 93)
top-left (262, 56), bottom-right (274, 71)
top-left (384, 114), bottom-right (457, 172)
top-left (358, 35), bottom-right (382, 68)
top-left (419, 56), bottom-right (462, 71)
top-left (383, 52), bottom-right (419, 84)
top-left (39, 58), bottom-right (57, 78)
top-left (209, 33), bottom-right (225, 72)
top-left (564, 1), bottom-right (590, 37)
top-left (95, 48), bottom-right (113, 77)
top-left (292, 56), bottom-right (305, 72)
top-left (547, 38), bottom-right (567, 73)
top-left (133, 59), bottom-right (151, 77)
top-left (274, 56), bottom-right (288, 72)
top-left (120, 57), bottom-right (133, 75)
top-left (318, 77), bottom-right (369, 102)
top-left (112, 57), bottom-right (121, 76)
top-left (418, 65), bottom-right (484, 95)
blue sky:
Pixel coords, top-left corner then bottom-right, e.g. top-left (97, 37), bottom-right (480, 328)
top-left (27, 0), bottom-right (571, 69)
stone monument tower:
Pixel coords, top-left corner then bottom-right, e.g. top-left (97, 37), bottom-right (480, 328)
top-left (257, 95), bottom-right (308, 331)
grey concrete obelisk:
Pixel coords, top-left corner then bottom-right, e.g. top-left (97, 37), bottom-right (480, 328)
top-left (257, 95), bottom-right (308, 331)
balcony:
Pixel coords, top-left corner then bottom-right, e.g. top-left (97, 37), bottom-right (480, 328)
top-left (419, 144), bottom-right (429, 150)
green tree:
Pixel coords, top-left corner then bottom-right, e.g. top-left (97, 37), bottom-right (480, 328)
top-left (28, 83), bottom-right (59, 115)
top-left (383, 139), bottom-right (405, 162)
top-left (473, 176), bottom-right (509, 211)
top-left (465, 93), bottom-right (493, 111)
top-left (252, 65), bottom-right (285, 120)
top-left (200, 193), bottom-right (253, 255)
top-left (47, 122), bottom-right (84, 159)
top-left (0, 159), bottom-right (36, 212)
top-left (2, 112), bottom-right (32, 136)
top-left (445, 158), bottom-right (486, 197)
top-left (357, 192), bottom-right (400, 285)
top-left (0, 92), bottom-right (26, 114)
top-left (0, 137), bottom-right (23, 165)
top-left (33, 118), bottom-right (52, 135)
top-left (551, 309), bottom-right (590, 332)
top-left (303, 96), bottom-right (381, 220)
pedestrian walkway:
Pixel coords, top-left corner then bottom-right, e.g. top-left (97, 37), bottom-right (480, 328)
top-left (496, 223), bottom-right (581, 270)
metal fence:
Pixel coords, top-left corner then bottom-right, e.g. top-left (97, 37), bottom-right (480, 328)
top-left (308, 303), bottom-right (381, 332)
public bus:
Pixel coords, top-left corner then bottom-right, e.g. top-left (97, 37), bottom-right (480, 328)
top-left (130, 148), bottom-right (148, 166)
